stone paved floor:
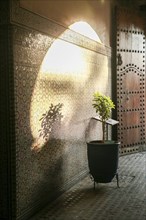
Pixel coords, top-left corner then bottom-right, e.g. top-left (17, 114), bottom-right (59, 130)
top-left (29, 152), bottom-right (146, 220)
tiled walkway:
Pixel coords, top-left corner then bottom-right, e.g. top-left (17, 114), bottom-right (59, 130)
top-left (30, 152), bottom-right (146, 220)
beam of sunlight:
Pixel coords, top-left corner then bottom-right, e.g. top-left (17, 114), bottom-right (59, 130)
top-left (40, 39), bottom-right (89, 81)
top-left (30, 21), bottom-right (108, 151)
top-left (69, 21), bottom-right (102, 43)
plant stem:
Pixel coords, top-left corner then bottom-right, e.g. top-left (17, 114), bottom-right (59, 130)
top-left (102, 121), bottom-right (106, 142)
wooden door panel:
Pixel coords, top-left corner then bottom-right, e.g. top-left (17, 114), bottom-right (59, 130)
top-left (121, 112), bottom-right (141, 126)
top-left (116, 7), bottom-right (145, 154)
top-left (121, 94), bottom-right (141, 108)
top-left (122, 72), bottom-right (140, 90)
top-left (121, 129), bottom-right (141, 146)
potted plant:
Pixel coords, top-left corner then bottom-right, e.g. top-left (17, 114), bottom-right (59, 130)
top-left (87, 92), bottom-right (120, 188)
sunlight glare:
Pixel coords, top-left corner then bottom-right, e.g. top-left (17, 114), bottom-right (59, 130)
top-left (40, 39), bottom-right (87, 81)
top-left (30, 21), bottom-right (108, 151)
top-left (69, 21), bottom-right (101, 43)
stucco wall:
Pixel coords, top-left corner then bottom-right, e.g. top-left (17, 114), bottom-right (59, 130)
top-left (19, 0), bottom-right (111, 46)
top-left (11, 1), bottom-right (112, 219)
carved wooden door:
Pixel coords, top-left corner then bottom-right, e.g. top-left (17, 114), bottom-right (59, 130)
top-left (116, 8), bottom-right (146, 154)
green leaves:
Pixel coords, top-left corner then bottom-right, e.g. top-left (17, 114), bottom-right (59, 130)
top-left (93, 92), bottom-right (115, 121)
top-left (92, 92), bottom-right (115, 142)
top-left (92, 92), bottom-right (115, 122)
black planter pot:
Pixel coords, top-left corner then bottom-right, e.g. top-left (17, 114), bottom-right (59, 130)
top-left (87, 140), bottom-right (120, 187)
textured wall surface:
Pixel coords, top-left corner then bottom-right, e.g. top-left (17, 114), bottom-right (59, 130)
top-left (20, 0), bottom-right (111, 46)
top-left (13, 24), bottom-right (111, 219)
top-left (0, 1), bottom-right (144, 220)
top-left (10, 1), bottom-right (112, 219)
top-left (0, 1), bottom-right (16, 219)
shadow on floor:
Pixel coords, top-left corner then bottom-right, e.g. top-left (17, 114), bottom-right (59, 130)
top-left (29, 152), bottom-right (146, 220)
